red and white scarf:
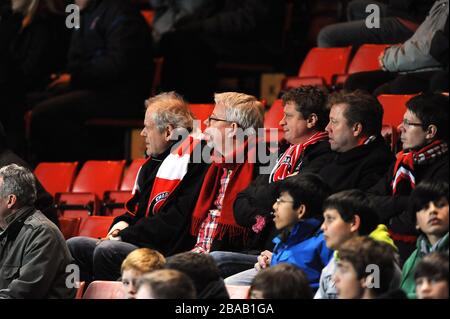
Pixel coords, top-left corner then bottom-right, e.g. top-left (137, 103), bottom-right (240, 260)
top-left (392, 140), bottom-right (448, 195)
top-left (269, 131), bottom-right (328, 183)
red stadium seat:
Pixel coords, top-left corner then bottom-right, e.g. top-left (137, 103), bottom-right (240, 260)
top-left (381, 124), bottom-right (400, 153)
top-left (34, 162), bottom-right (78, 197)
top-left (82, 281), bottom-right (125, 299)
top-left (264, 99), bottom-right (284, 130)
top-left (226, 285), bottom-right (250, 299)
top-left (75, 281), bottom-right (86, 299)
top-left (377, 94), bottom-right (416, 127)
top-left (78, 216), bottom-right (115, 238)
top-left (189, 104), bottom-right (215, 131)
top-left (58, 216), bottom-right (81, 239)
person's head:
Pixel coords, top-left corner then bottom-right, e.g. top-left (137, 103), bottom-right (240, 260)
top-left (0, 164), bottom-right (37, 222)
top-left (250, 263), bottom-right (313, 299)
top-left (409, 180), bottom-right (449, 245)
top-left (141, 92), bottom-right (194, 157)
top-left (273, 174), bottom-right (331, 231)
top-left (164, 252), bottom-right (225, 299)
top-left (121, 248), bottom-right (166, 299)
top-left (334, 236), bottom-right (396, 299)
top-left (204, 92), bottom-right (264, 155)
top-left (135, 269), bottom-right (196, 299)
top-left (321, 190), bottom-right (379, 250)
top-left (280, 86), bottom-right (329, 144)
top-left (325, 90), bottom-right (383, 152)
top-left (415, 252), bottom-right (449, 299)
top-left (74, 0), bottom-right (91, 10)
top-left (399, 93), bottom-right (449, 151)
top-left (12, 0), bottom-right (64, 17)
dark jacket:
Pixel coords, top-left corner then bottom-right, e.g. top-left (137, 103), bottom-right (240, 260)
top-left (68, 0), bottom-right (153, 98)
top-left (113, 143), bottom-right (209, 257)
top-left (318, 136), bottom-right (395, 193)
top-left (0, 207), bottom-right (75, 299)
top-left (387, 0), bottom-right (435, 24)
top-left (233, 140), bottom-right (334, 252)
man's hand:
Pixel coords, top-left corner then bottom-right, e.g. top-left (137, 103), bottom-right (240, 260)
top-left (255, 250), bottom-right (273, 271)
top-left (47, 73), bottom-right (71, 90)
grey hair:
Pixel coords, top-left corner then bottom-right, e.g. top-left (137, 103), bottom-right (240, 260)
top-left (0, 164), bottom-right (37, 207)
top-left (145, 92), bottom-right (194, 133)
top-left (215, 92), bottom-right (264, 132)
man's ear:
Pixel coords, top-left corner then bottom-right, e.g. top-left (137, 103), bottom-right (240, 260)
top-left (350, 214), bottom-right (361, 233)
top-left (296, 204), bottom-right (307, 221)
top-left (353, 123), bottom-right (363, 137)
top-left (425, 124), bottom-right (438, 141)
top-left (227, 123), bottom-right (239, 138)
top-left (165, 124), bottom-right (175, 141)
top-left (306, 114), bottom-right (318, 129)
top-left (6, 194), bottom-right (17, 209)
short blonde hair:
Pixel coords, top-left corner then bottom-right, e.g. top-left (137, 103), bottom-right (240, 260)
top-left (145, 92), bottom-right (194, 133)
top-left (121, 248), bottom-right (166, 274)
top-left (214, 92), bottom-right (264, 131)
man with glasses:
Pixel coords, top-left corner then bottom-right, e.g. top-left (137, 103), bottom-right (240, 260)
top-left (368, 92), bottom-right (449, 264)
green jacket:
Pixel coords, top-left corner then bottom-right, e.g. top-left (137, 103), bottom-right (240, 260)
top-left (400, 232), bottom-right (449, 299)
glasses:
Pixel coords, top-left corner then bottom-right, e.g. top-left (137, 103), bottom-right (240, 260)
top-left (207, 116), bottom-right (230, 123)
top-left (402, 119), bottom-right (423, 128)
top-left (275, 198), bottom-right (294, 204)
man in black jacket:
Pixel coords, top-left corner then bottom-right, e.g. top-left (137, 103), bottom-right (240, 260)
top-left (30, 0), bottom-right (154, 162)
top-left (67, 92), bottom-right (209, 282)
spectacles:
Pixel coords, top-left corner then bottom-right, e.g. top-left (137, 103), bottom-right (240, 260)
top-left (207, 116), bottom-right (230, 123)
top-left (402, 119), bottom-right (423, 128)
top-left (275, 198), bottom-right (294, 204)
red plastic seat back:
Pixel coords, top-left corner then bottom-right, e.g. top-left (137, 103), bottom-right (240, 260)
top-left (78, 216), bottom-right (115, 238)
top-left (378, 94), bottom-right (416, 127)
top-left (264, 99), bottom-right (284, 130)
top-left (83, 281), bottom-right (126, 299)
top-left (34, 162), bottom-right (78, 196)
top-left (299, 47), bottom-right (352, 86)
top-left (189, 104), bottom-right (215, 131)
top-left (58, 217), bottom-right (81, 239)
top-left (120, 158), bottom-right (146, 191)
top-left (348, 44), bottom-right (390, 74)
top-left (72, 160), bottom-right (126, 198)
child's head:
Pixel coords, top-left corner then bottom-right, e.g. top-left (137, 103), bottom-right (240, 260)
top-left (334, 236), bottom-right (395, 299)
top-left (415, 252), bottom-right (449, 299)
top-left (250, 263), bottom-right (312, 299)
top-left (410, 180), bottom-right (449, 244)
top-left (135, 269), bottom-right (196, 299)
top-left (121, 248), bottom-right (166, 299)
top-left (273, 174), bottom-right (331, 231)
top-left (321, 190), bottom-right (379, 250)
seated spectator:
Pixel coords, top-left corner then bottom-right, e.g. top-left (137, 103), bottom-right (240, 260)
top-left (67, 92), bottom-right (209, 282)
top-left (315, 189), bottom-right (400, 299)
top-left (190, 92), bottom-right (266, 254)
top-left (250, 263), bottom-right (312, 299)
top-left (30, 0), bottom-right (154, 162)
top-left (0, 120), bottom-right (58, 226)
top-left (319, 90), bottom-right (394, 192)
top-left (165, 252), bottom-right (229, 299)
top-left (0, 164), bottom-right (74, 299)
top-left (121, 248), bottom-right (166, 299)
top-left (345, 0), bottom-right (449, 95)
top-left (369, 93), bottom-right (449, 263)
top-left (415, 252), bottom-right (449, 299)
top-left (136, 269), bottom-right (196, 299)
top-left (334, 236), bottom-right (398, 299)
top-left (225, 174), bottom-right (333, 291)
top-left (212, 86), bottom-right (332, 278)
top-left (400, 180), bottom-right (449, 299)
top-left (318, 0), bottom-right (431, 48)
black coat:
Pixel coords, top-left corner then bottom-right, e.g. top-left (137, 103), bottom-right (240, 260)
top-left (387, 0), bottom-right (434, 24)
top-left (233, 140), bottom-right (334, 252)
top-left (113, 144), bottom-right (209, 257)
top-left (318, 137), bottom-right (395, 193)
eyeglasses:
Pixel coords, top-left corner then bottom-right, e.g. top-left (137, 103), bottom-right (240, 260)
top-left (275, 198), bottom-right (294, 204)
top-left (207, 116), bottom-right (230, 123)
top-left (402, 119), bottom-right (423, 128)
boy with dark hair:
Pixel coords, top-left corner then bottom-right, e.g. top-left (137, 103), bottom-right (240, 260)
top-left (400, 180), bottom-right (449, 298)
top-left (334, 236), bottom-right (397, 299)
top-left (250, 263), bottom-right (312, 299)
top-left (316, 189), bottom-right (400, 299)
top-left (415, 252), bottom-right (449, 299)
top-left (136, 269), bottom-right (196, 299)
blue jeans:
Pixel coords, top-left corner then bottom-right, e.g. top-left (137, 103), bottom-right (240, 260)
top-left (210, 251), bottom-right (258, 279)
top-left (67, 236), bottom-right (138, 282)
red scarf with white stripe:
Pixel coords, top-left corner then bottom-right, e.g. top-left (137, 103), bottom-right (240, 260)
top-left (269, 131), bottom-right (328, 183)
top-left (391, 140), bottom-right (448, 195)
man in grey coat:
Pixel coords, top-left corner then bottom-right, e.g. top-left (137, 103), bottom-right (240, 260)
top-left (0, 164), bottom-right (75, 299)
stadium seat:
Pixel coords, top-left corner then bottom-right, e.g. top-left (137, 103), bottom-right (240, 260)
top-left (58, 216), bottom-right (81, 239)
top-left (381, 124), bottom-right (400, 153)
top-left (34, 162), bottom-right (78, 197)
top-left (189, 103), bottom-right (215, 131)
top-left (82, 281), bottom-right (125, 299)
top-left (226, 285), bottom-right (250, 299)
top-left (78, 216), bottom-right (115, 238)
top-left (283, 46), bottom-right (352, 89)
top-left (264, 99), bottom-right (284, 130)
top-left (56, 160), bottom-right (126, 218)
top-left (75, 281), bottom-right (86, 299)
top-left (377, 94), bottom-right (416, 127)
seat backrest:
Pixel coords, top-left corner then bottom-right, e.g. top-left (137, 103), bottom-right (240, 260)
top-left (75, 281), bottom-right (86, 299)
top-left (189, 104), bottom-right (215, 131)
top-left (78, 216), bottom-right (115, 238)
top-left (72, 160), bottom-right (126, 198)
top-left (34, 162), bottom-right (78, 196)
top-left (299, 47), bottom-right (352, 86)
top-left (264, 99), bottom-right (284, 129)
top-left (58, 217), bottom-right (81, 239)
top-left (120, 158), bottom-right (146, 191)
top-left (378, 94), bottom-right (416, 127)
top-left (348, 44), bottom-right (390, 75)
top-left (83, 281), bottom-right (125, 299)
